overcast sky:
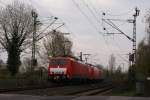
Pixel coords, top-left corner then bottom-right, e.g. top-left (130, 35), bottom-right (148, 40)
top-left (0, 0), bottom-right (150, 70)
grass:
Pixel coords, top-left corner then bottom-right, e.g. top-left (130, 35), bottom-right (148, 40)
top-left (111, 89), bottom-right (136, 96)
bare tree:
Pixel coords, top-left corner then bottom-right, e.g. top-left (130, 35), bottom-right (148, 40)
top-left (145, 10), bottom-right (150, 44)
top-left (108, 54), bottom-right (116, 74)
top-left (43, 30), bottom-right (73, 57)
top-left (0, 1), bottom-right (36, 75)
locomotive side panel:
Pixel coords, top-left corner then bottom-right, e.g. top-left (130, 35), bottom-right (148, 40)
top-left (93, 67), bottom-right (100, 80)
top-left (71, 61), bottom-right (84, 79)
top-left (88, 66), bottom-right (94, 80)
top-left (84, 65), bottom-right (89, 79)
top-left (70, 60), bottom-right (89, 80)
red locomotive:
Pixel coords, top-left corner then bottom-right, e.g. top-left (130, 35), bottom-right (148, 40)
top-left (48, 56), bottom-right (103, 82)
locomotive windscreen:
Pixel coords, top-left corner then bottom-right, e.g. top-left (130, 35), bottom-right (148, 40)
top-left (49, 59), bottom-right (68, 65)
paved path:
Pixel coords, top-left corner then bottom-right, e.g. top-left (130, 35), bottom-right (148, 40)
top-left (0, 94), bottom-right (150, 100)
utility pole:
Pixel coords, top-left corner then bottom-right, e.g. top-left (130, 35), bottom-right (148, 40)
top-left (83, 53), bottom-right (91, 63)
top-left (132, 7), bottom-right (140, 66)
top-left (31, 10), bottom-right (38, 67)
top-left (102, 8), bottom-right (140, 84)
top-left (79, 52), bottom-right (83, 61)
top-left (102, 8), bottom-right (140, 67)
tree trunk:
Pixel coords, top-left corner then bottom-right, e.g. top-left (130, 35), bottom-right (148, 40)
top-left (7, 43), bottom-right (21, 76)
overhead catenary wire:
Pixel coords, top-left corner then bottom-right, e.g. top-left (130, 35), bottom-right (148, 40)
top-left (72, 0), bottom-right (128, 63)
top-left (102, 24), bottom-right (129, 63)
top-left (102, 19), bottom-right (134, 42)
top-left (103, 36), bottom-right (129, 63)
top-left (101, 15), bottom-right (129, 63)
top-left (36, 17), bottom-right (58, 39)
top-left (34, 0), bottom-right (75, 37)
top-left (102, 31), bottom-right (129, 63)
top-left (81, 0), bottom-right (101, 24)
top-left (21, 23), bottom-right (64, 52)
top-left (104, 8), bottom-right (134, 17)
top-left (87, 0), bottom-right (101, 17)
top-left (111, 36), bottom-right (130, 61)
top-left (71, 0), bottom-right (102, 34)
top-left (102, 8), bottom-right (140, 66)
top-left (24, 0), bottom-right (67, 44)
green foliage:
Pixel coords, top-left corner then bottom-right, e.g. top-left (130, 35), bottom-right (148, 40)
top-left (112, 89), bottom-right (136, 96)
top-left (0, 69), bottom-right (49, 89)
top-left (136, 40), bottom-right (150, 96)
top-left (0, 69), bottom-right (10, 79)
top-left (102, 65), bottom-right (128, 83)
top-left (112, 70), bottom-right (128, 83)
top-left (128, 65), bottom-right (136, 88)
top-left (136, 40), bottom-right (150, 78)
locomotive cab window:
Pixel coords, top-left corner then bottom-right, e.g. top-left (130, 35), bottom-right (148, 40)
top-left (49, 59), bottom-right (68, 65)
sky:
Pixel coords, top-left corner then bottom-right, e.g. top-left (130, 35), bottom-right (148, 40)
top-left (0, 0), bottom-right (150, 71)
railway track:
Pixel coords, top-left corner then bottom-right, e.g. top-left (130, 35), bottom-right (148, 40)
top-left (67, 83), bottom-right (113, 96)
top-left (0, 83), bottom-right (65, 93)
top-left (0, 81), bottom-right (113, 96)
